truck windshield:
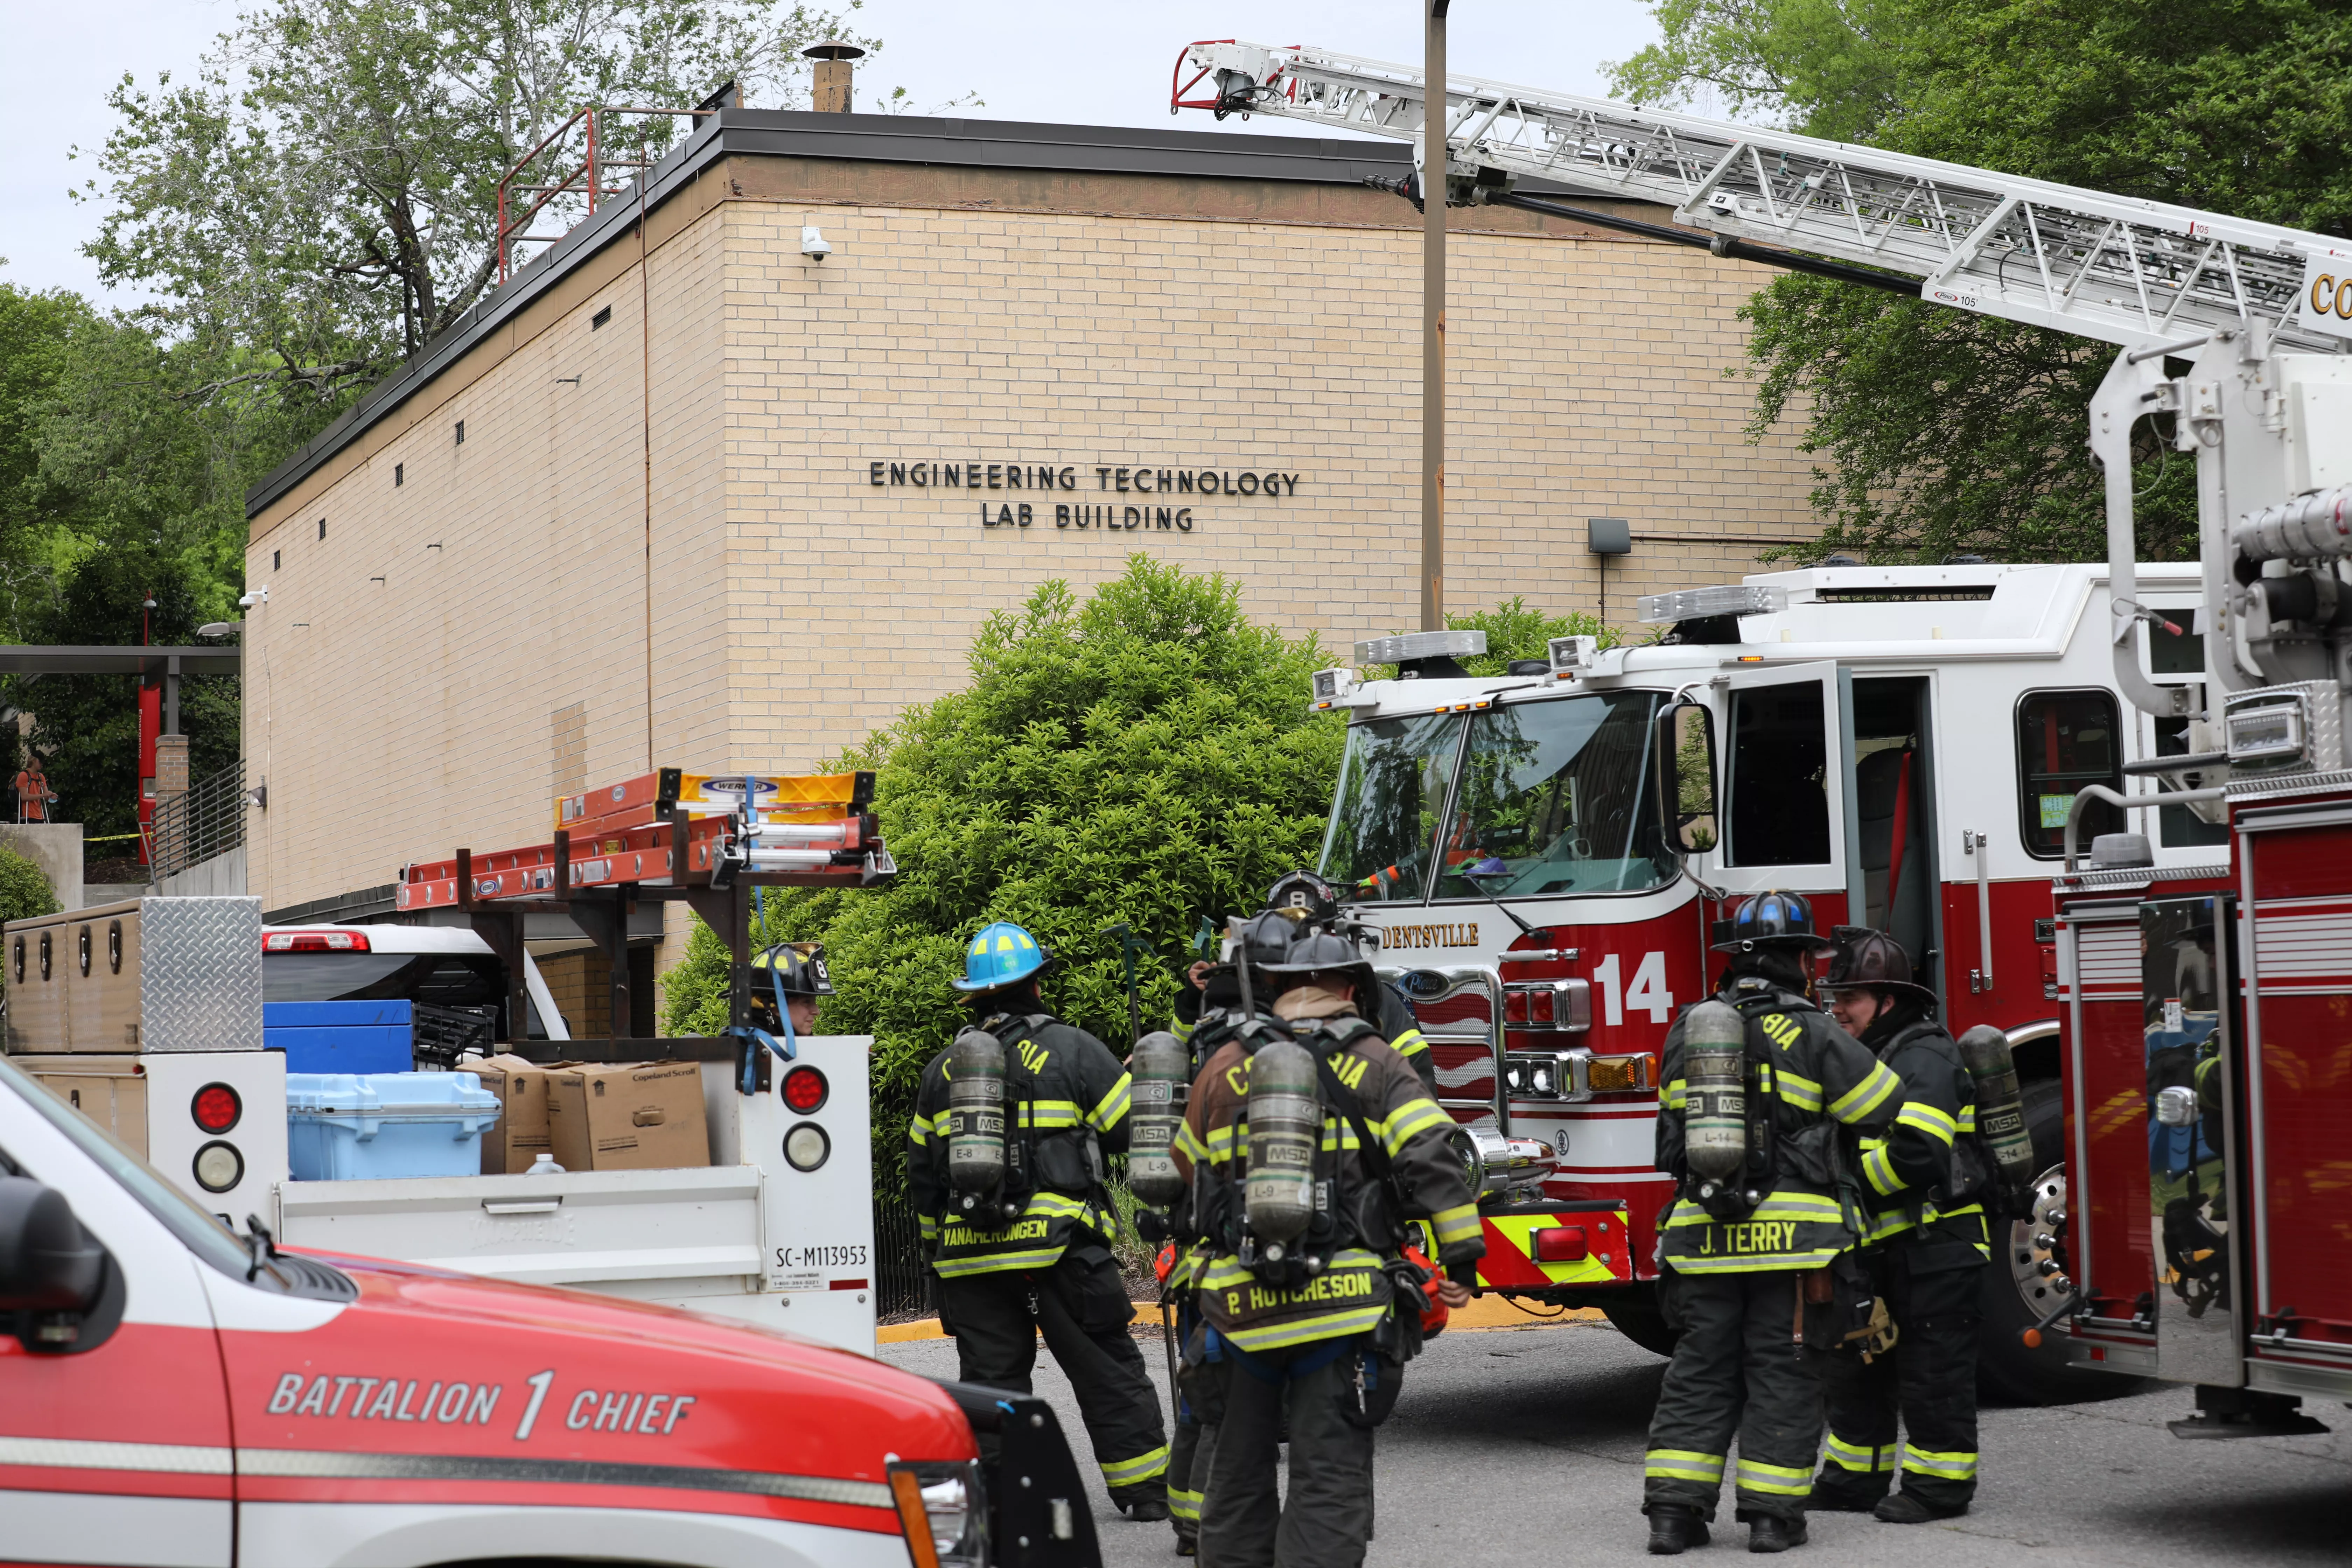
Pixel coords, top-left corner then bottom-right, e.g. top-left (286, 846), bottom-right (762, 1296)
top-left (1433, 690), bottom-right (1674, 899)
top-left (1319, 712), bottom-right (1466, 902)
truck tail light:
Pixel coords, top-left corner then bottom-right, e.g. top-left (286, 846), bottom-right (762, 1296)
top-left (783, 1122), bottom-right (831, 1172)
top-left (888, 1460), bottom-right (987, 1567)
top-left (263, 930), bottom-right (371, 952)
top-left (192, 1141), bottom-right (245, 1193)
top-left (781, 1064), bottom-right (829, 1113)
top-left (1584, 1054), bottom-right (1654, 1093)
top-left (192, 1083), bottom-right (243, 1134)
top-left (1532, 1225), bottom-right (1589, 1262)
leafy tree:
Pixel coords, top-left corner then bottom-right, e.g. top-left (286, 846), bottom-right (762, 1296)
top-left (663, 556), bottom-right (1346, 1188)
top-left (77, 0), bottom-right (947, 401)
top-left (0, 847), bottom-right (61, 927)
top-left (1608, 0), bottom-right (2352, 564)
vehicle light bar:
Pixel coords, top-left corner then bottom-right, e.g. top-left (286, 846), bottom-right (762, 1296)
top-left (1635, 584), bottom-right (1788, 624)
top-left (1585, 1053), bottom-right (1656, 1094)
top-left (1354, 629), bottom-right (1487, 665)
top-left (262, 930), bottom-right (371, 952)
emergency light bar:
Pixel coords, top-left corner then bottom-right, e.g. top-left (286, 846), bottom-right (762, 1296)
top-left (1354, 629), bottom-right (1487, 666)
top-left (555, 768), bottom-right (874, 834)
top-left (1635, 584), bottom-right (1790, 625)
top-left (2225, 690), bottom-right (2310, 766)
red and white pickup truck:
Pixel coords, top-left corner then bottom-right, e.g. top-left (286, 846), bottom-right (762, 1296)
top-left (0, 1053), bottom-right (1099, 1568)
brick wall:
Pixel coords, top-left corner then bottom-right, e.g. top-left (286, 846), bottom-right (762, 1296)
top-left (246, 160), bottom-right (1824, 1001)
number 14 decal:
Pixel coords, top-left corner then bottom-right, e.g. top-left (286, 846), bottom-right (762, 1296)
top-left (1592, 951), bottom-right (1673, 1025)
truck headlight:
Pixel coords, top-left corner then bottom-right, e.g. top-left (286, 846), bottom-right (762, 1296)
top-left (888, 1459), bottom-right (987, 1567)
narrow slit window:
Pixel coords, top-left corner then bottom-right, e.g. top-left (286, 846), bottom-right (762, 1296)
top-left (454, 419), bottom-right (466, 446)
top-left (393, 462), bottom-right (404, 488)
top-left (317, 518), bottom-right (327, 541)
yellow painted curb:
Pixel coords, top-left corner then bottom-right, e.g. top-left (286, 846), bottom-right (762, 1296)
top-left (877, 1295), bottom-right (1602, 1344)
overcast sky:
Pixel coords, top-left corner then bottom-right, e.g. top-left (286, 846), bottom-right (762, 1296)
top-left (0, 0), bottom-right (1664, 306)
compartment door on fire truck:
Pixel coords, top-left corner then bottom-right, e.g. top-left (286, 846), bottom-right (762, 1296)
top-left (2, 1057), bottom-right (238, 1568)
top-left (1711, 662), bottom-right (1850, 911)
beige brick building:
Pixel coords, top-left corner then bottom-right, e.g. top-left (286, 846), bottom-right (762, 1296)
top-left (243, 111), bottom-right (1823, 989)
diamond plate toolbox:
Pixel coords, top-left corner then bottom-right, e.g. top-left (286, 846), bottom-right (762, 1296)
top-left (140, 896), bottom-right (263, 1051)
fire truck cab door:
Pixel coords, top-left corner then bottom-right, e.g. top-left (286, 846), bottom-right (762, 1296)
top-left (1708, 661), bottom-right (1851, 908)
top-left (1, 1062), bottom-right (238, 1568)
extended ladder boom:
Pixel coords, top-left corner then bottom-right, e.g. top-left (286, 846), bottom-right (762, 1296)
top-left (1174, 40), bottom-right (2351, 352)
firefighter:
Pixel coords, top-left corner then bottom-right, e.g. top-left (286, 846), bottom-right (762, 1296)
top-left (1158, 909), bottom-right (1297, 1555)
top-left (748, 941), bottom-right (830, 1037)
top-left (1175, 927), bottom-right (1483, 1568)
top-left (1643, 891), bottom-right (1905, 1556)
top-left (906, 920), bottom-right (1171, 1521)
top-left (1808, 928), bottom-right (1987, 1524)
top-left (1174, 871), bottom-right (1436, 1091)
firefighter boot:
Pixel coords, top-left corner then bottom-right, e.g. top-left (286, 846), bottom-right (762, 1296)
top-left (1646, 1506), bottom-right (1711, 1555)
top-left (1748, 1514), bottom-right (1808, 1553)
top-left (1874, 1492), bottom-right (1967, 1525)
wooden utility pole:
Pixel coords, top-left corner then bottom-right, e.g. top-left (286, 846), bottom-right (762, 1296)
top-left (1421, 2), bottom-right (1450, 632)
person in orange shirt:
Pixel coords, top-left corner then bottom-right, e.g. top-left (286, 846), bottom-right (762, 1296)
top-left (14, 755), bottom-right (55, 824)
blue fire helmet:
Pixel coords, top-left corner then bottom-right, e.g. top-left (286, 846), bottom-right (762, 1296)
top-left (1710, 889), bottom-right (1835, 953)
top-left (953, 920), bottom-right (1051, 993)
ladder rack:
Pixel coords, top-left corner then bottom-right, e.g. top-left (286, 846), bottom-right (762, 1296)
top-left (1173, 40), bottom-right (2349, 352)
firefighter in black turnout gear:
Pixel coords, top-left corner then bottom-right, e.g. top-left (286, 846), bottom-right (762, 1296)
top-left (1809, 929), bottom-right (1989, 1523)
top-left (906, 921), bottom-right (1170, 1519)
top-left (1644, 891), bottom-right (1904, 1556)
top-left (1172, 925), bottom-right (1483, 1568)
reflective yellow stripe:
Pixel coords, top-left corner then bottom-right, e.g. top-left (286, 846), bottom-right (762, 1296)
top-left (1862, 1141), bottom-right (1903, 1197)
top-left (1664, 1192), bottom-right (1842, 1226)
top-left (1316, 1124), bottom-right (1366, 1153)
top-left (1861, 1208), bottom-right (1914, 1244)
top-left (1392, 1027), bottom-right (1429, 1059)
top-left (1100, 1444), bottom-right (1169, 1485)
top-left (1217, 1302), bottom-right (1390, 1351)
top-left (1020, 1099), bottom-right (1085, 1129)
top-left (1167, 1486), bottom-right (1201, 1522)
top-left (1661, 1078), bottom-right (1688, 1111)
top-left (1089, 1074), bottom-right (1132, 1132)
top-left (1831, 1061), bottom-right (1903, 1124)
top-left (918, 1215), bottom-right (938, 1242)
top-left (1775, 1070), bottom-right (1824, 1112)
top-left (1175, 1122), bottom-right (1213, 1163)
top-left (1378, 1097), bottom-right (1450, 1156)
top-left (1901, 1448), bottom-right (1979, 1480)
top-left (935, 1245), bottom-right (1068, 1275)
top-left (1646, 1449), bottom-right (1725, 1483)
top-left (909, 1117), bottom-right (931, 1146)
top-left (1432, 1203), bottom-right (1481, 1247)
top-left (1735, 1457), bottom-right (1813, 1496)
top-left (1958, 1104), bottom-right (1978, 1134)
top-left (1897, 1101), bottom-right (1957, 1144)
top-left (1171, 1016), bottom-right (1196, 1043)
top-left (1824, 1433), bottom-right (1895, 1473)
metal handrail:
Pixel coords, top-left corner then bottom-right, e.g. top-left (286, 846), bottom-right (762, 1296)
top-left (151, 762), bottom-right (246, 882)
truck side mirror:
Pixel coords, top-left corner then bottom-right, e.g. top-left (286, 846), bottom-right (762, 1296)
top-left (0, 1176), bottom-right (105, 1316)
top-left (1656, 700), bottom-right (1719, 855)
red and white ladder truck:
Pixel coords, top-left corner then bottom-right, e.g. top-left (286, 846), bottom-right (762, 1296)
top-left (1169, 38), bottom-right (2352, 1402)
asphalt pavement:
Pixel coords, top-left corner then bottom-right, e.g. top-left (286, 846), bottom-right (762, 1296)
top-left (880, 1316), bottom-right (2352, 1565)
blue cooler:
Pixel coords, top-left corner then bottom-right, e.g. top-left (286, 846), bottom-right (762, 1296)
top-left (266, 1000), bottom-right (415, 1074)
top-left (286, 1071), bottom-right (503, 1181)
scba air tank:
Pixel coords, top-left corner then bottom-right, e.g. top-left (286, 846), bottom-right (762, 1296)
top-left (1126, 1031), bottom-right (1190, 1206)
top-left (1244, 1038), bottom-right (1321, 1253)
top-left (1682, 1000), bottom-right (1749, 1198)
top-left (1956, 1025), bottom-right (2037, 1211)
top-left (945, 1028), bottom-right (1008, 1206)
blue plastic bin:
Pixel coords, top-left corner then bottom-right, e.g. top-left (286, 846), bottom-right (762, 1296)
top-left (266, 1000), bottom-right (414, 1075)
top-left (286, 1071), bottom-right (502, 1181)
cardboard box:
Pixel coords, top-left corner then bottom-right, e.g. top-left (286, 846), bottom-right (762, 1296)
top-left (547, 1061), bottom-right (709, 1172)
top-left (463, 1052), bottom-right (561, 1174)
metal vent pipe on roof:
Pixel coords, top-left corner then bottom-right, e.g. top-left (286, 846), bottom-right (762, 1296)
top-left (804, 41), bottom-right (864, 113)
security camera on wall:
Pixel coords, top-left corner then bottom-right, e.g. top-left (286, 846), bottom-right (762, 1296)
top-left (801, 226), bottom-right (832, 261)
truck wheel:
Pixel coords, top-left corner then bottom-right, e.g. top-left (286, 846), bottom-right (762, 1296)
top-left (1600, 1288), bottom-right (1681, 1358)
top-left (1975, 1080), bottom-right (2143, 1405)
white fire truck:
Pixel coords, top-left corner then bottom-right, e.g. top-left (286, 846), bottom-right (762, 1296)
top-left (1170, 39), bottom-right (2352, 1405)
